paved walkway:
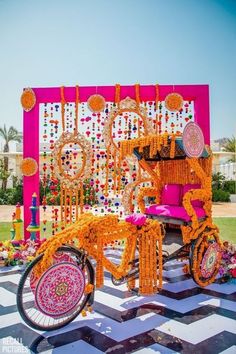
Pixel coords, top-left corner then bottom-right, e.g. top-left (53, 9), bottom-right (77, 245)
top-left (212, 202), bottom-right (236, 217)
top-left (0, 203), bottom-right (235, 222)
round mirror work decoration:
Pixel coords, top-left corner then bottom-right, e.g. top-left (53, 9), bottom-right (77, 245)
top-left (183, 122), bottom-right (205, 158)
top-left (164, 93), bottom-right (183, 112)
top-left (20, 158), bottom-right (38, 176)
top-left (21, 88), bottom-right (36, 112)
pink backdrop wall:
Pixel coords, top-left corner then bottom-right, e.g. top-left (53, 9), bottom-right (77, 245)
top-left (23, 84), bottom-right (210, 239)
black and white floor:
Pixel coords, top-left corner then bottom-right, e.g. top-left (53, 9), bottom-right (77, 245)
top-left (0, 250), bottom-right (236, 354)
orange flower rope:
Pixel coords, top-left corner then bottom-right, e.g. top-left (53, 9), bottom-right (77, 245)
top-left (191, 230), bottom-right (221, 287)
top-left (105, 146), bottom-right (110, 197)
top-left (135, 83), bottom-right (141, 105)
top-left (35, 214), bottom-right (163, 295)
top-left (60, 186), bottom-right (64, 227)
top-left (170, 134), bottom-right (176, 158)
top-left (75, 189), bottom-right (79, 220)
top-left (115, 84), bottom-right (121, 107)
top-left (69, 189), bottom-right (72, 224)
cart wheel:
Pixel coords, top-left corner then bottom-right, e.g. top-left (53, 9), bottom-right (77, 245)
top-left (189, 230), bottom-right (221, 287)
top-left (17, 246), bottom-right (94, 331)
top-left (111, 275), bottom-right (125, 286)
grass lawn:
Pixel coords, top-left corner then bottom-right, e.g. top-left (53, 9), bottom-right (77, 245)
top-left (213, 217), bottom-right (236, 244)
top-left (0, 222), bottom-right (53, 242)
top-left (0, 217), bottom-right (235, 244)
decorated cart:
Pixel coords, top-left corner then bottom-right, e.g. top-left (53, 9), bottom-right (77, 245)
top-left (17, 84), bottom-right (222, 331)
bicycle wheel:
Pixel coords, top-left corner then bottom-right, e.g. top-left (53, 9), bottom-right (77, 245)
top-left (17, 245), bottom-right (94, 331)
top-left (189, 230), bottom-right (221, 287)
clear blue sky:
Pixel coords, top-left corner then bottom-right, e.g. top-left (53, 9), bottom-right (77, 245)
top-left (0, 0), bottom-right (235, 140)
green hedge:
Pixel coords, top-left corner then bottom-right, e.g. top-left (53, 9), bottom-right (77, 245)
top-left (212, 189), bottom-right (230, 202)
top-left (0, 184), bottom-right (23, 205)
top-left (223, 180), bottom-right (236, 194)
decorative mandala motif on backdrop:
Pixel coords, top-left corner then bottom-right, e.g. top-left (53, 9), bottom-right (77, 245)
top-left (35, 262), bottom-right (85, 318)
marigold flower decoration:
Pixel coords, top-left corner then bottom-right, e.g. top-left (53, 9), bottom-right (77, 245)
top-left (164, 93), bottom-right (183, 112)
top-left (20, 158), bottom-right (38, 176)
top-left (87, 94), bottom-right (106, 113)
top-left (35, 213), bottom-right (163, 295)
top-left (20, 88), bottom-right (36, 112)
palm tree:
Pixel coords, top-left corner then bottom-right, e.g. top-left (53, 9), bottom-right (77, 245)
top-left (222, 136), bottom-right (236, 162)
top-left (0, 125), bottom-right (22, 190)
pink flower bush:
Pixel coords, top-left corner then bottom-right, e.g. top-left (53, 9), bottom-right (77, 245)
top-left (219, 241), bottom-right (236, 283)
top-left (0, 239), bottom-right (46, 267)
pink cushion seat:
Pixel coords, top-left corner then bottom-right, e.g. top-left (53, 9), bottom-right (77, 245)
top-left (182, 184), bottom-right (203, 207)
top-left (125, 213), bottom-right (147, 226)
top-left (145, 204), bottom-right (206, 222)
top-left (161, 184), bottom-right (182, 206)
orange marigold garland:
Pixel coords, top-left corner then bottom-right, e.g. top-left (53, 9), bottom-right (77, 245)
top-left (115, 83), bottom-right (121, 106)
top-left (122, 178), bottom-right (152, 214)
top-left (20, 158), bottom-right (38, 176)
top-left (137, 219), bottom-right (163, 294)
top-left (21, 88), bottom-right (36, 112)
top-left (34, 213), bottom-right (163, 295)
top-left (135, 83), bottom-right (141, 105)
top-left (119, 133), bottom-right (177, 160)
top-left (137, 186), bottom-right (160, 213)
top-left (190, 229), bottom-right (222, 287)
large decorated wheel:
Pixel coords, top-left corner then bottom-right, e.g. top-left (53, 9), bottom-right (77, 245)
top-left (17, 246), bottom-right (94, 331)
top-left (189, 230), bottom-right (222, 287)
top-left (35, 262), bottom-right (85, 318)
top-left (30, 251), bottom-right (76, 293)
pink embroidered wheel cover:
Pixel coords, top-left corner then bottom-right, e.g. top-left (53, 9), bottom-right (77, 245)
top-left (30, 252), bottom-right (76, 293)
top-left (201, 243), bottom-right (220, 278)
top-left (35, 262), bottom-right (85, 318)
top-left (183, 122), bottom-right (204, 158)
top-left (52, 252), bottom-right (77, 264)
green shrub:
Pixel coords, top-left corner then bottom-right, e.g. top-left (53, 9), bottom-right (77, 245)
top-left (223, 180), bottom-right (236, 194)
top-left (0, 180), bottom-right (23, 205)
top-left (212, 189), bottom-right (230, 202)
top-left (212, 172), bottom-right (225, 190)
